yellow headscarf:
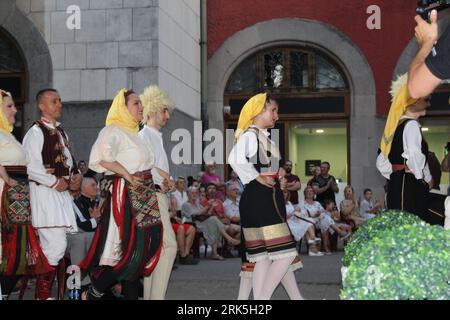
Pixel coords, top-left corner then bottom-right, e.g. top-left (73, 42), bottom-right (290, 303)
top-left (380, 74), bottom-right (418, 157)
top-left (0, 89), bottom-right (13, 134)
top-left (105, 88), bottom-right (139, 134)
top-left (234, 93), bottom-right (267, 144)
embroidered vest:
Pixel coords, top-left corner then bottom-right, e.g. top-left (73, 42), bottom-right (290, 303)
top-left (35, 120), bottom-right (77, 177)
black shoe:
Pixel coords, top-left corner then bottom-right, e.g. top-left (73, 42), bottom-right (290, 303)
top-left (179, 255), bottom-right (199, 265)
top-left (172, 265), bottom-right (178, 270)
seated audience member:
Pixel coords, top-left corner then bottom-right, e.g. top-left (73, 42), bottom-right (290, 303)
top-left (170, 177), bottom-right (188, 217)
top-left (299, 186), bottom-right (350, 255)
top-left (359, 188), bottom-right (381, 220)
top-left (340, 185), bottom-right (367, 228)
top-left (226, 169), bottom-right (244, 200)
top-left (201, 163), bottom-right (226, 199)
top-left (170, 210), bottom-right (199, 265)
top-left (283, 190), bottom-right (323, 256)
top-left (223, 182), bottom-right (241, 225)
top-left (182, 187), bottom-right (240, 260)
top-left (323, 199), bottom-right (352, 247)
top-left (67, 176), bottom-right (101, 291)
top-left (202, 184), bottom-right (240, 255)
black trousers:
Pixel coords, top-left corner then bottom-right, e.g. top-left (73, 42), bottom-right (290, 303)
top-left (92, 267), bottom-right (140, 300)
top-left (0, 275), bottom-right (19, 296)
top-left (387, 171), bottom-right (444, 226)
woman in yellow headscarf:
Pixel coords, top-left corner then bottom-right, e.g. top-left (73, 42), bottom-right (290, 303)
top-left (376, 74), bottom-right (443, 225)
top-left (80, 89), bottom-right (163, 300)
top-left (228, 93), bottom-right (303, 300)
top-left (0, 90), bottom-right (52, 299)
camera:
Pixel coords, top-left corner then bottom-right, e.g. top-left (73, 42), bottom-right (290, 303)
top-left (417, 0), bottom-right (450, 21)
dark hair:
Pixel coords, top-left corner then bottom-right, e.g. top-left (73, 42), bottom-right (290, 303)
top-left (303, 185), bottom-right (314, 196)
top-left (36, 88), bottom-right (58, 104)
top-left (1, 91), bottom-right (11, 98)
top-left (323, 199), bottom-right (335, 208)
top-left (187, 176), bottom-right (195, 187)
top-left (321, 161), bottom-right (331, 168)
top-left (206, 183), bottom-right (217, 190)
top-left (282, 160), bottom-right (292, 166)
top-left (264, 94), bottom-right (277, 107)
top-left (124, 90), bottom-right (136, 104)
top-left (364, 188), bottom-right (372, 194)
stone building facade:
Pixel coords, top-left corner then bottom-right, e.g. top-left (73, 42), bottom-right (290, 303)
top-left (0, 0), bottom-right (202, 179)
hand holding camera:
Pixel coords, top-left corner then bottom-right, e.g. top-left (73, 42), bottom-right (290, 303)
top-left (417, 0), bottom-right (450, 22)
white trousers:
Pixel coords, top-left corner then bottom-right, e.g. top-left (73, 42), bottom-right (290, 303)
top-left (143, 192), bottom-right (177, 300)
top-left (38, 227), bottom-right (68, 266)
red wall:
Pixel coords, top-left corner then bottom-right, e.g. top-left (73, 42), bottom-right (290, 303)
top-left (207, 0), bottom-right (418, 115)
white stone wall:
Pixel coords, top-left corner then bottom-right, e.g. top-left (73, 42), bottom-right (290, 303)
top-left (14, 0), bottom-right (201, 121)
top-left (158, 0), bottom-right (201, 119)
top-left (12, 0), bottom-right (201, 170)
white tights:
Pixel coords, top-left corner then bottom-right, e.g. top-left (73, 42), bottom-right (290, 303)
top-left (252, 256), bottom-right (297, 300)
top-left (238, 269), bottom-right (304, 300)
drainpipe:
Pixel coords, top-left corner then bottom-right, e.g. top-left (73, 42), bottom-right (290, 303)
top-left (200, 0), bottom-right (208, 136)
top-left (200, 0), bottom-right (208, 169)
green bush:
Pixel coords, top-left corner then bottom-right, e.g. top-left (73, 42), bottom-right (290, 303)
top-left (341, 224), bottom-right (450, 300)
top-left (342, 210), bottom-right (425, 267)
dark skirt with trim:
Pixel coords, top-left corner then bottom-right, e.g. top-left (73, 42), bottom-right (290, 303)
top-left (239, 180), bottom-right (297, 262)
top-left (1, 169), bottom-right (52, 276)
top-left (80, 172), bottom-right (163, 281)
top-left (387, 171), bottom-right (444, 226)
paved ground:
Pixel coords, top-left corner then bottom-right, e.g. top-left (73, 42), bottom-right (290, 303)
top-left (7, 245), bottom-right (344, 301)
top-left (166, 250), bottom-right (343, 300)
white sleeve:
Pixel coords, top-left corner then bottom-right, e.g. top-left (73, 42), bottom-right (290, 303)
top-left (228, 131), bottom-right (260, 185)
top-left (423, 163), bottom-right (432, 183)
top-left (23, 126), bottom-right (58, 187)
top-left (223, 201), bottom-right (232, 218)
top-left (90, 218), bottom-right (98, 229)
top-left (359, 200), bottom-right (370, 215)
top-left (403, 121), bottom-right (427, 180)
top-left (376, 153), bottom-right (392, 180)
top-left (89, 126), bottom-right (118, 173)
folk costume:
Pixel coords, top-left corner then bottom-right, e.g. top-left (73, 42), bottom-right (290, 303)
top-left (79, 89), bottom-right (163, 300)
top-left (377, 74), bottom-right (444, 226)
top-left (229, 93), bottom-right (303, 300)
top-left (0, 91), bottom-right (52, 298)
top-left (22, 99), bottom-right (79, 300)
top-left (139, 85), bottom-right (177, 300)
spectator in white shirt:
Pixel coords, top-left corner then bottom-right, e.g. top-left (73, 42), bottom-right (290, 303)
top-left (224, 182), bottom-right (241, 225)
top-left (359, 188), bottom-right (381, 220)
top-left (226, 170), bottom-right (244, 200)
top-left (171, 177), bottom-right (188, 217)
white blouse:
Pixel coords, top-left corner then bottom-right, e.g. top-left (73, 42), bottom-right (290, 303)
top-left (376, 117), bottom-right (431, 182)
top-left (171, 190), bottom-right (188, 211)
top-left (228, 126), bottom-right (270, 185)
top-left (0, 131), bottom-right (28, 166)
top-left (89, 125), bottom-right (154, 175)
top-left (299, 200), bottom-right (325, 217)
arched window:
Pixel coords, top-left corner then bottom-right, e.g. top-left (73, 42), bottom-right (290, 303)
top-left (225, 47), bottom-right (349, 117)
top-left (0, 28), bottom-right (27, 139)
top-left (224, 46), bottom-right (351, 190)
